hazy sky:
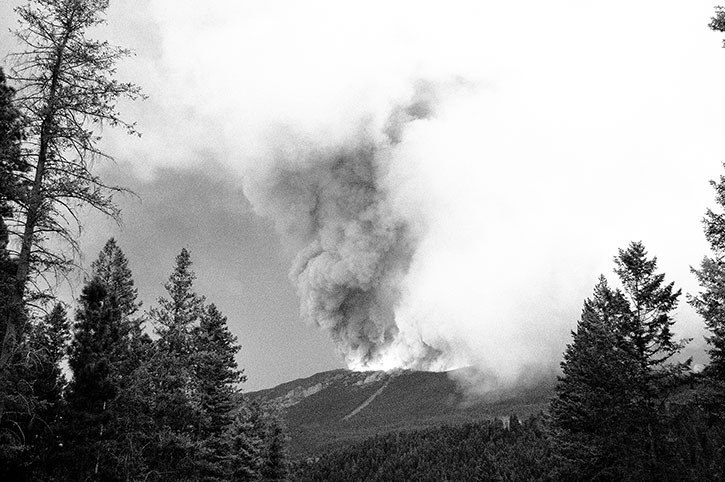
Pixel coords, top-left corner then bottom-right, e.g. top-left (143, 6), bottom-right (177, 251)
top-left (2, 1), bottom-right (725, 390)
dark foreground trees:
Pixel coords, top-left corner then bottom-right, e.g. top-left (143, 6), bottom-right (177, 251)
top-left (55, 245), bottom-right (288, 482)
top-left (551, 242), bottom-right (692, 480)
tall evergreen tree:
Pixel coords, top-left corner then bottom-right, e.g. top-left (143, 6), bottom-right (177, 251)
top-left (551, 277), bottom-right (643, 480)
top-left (193, 303), bottom-right (247, 480)
top-left (195, 304), bottom-right (244, 435)
top-left (691, 169), bottom-right (725, 395)
top-left (64, 279), bottom-right (124, 481)
top-left (86, 239), bottom-right (152, 481)
top-left (147, 248), bottom-right (206, 480)
top-left (552, 243), bottom-right (688, 480)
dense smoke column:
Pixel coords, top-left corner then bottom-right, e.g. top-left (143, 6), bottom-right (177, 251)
top-left (247, 83), bottom-right (443, 369)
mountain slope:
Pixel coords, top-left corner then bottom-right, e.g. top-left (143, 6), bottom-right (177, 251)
top-left (250, 368), bottom-right (555, 458)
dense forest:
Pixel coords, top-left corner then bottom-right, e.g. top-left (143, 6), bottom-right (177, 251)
top-left (292, 416), bottom-right (554, 481)
top-left (2, 1), bottom-right (725, 481)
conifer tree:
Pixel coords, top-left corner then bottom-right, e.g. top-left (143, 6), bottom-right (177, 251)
top-left (261, 411), bottom-right (290, 482)
top-left (64, 278), bottom-right (124, 481)
top-left (193, 303), bottom-right (246, 480)
top-left (30, 303), bottom-right (69, 421)
top-left (152, 248), bottom-right (205, 356)
top-left (195, 304), bottom-right (244, 434)
top-left (552, 243), bottom-right (688, 479)
top-left (551, 276), bottom-right (642, 480)
top-left (24, 303), bottom-right (70, 478)
top-left (225, 405), bottom-right (264, 481)
top-left (8, 0), bottom-right (142, 304)
top-left (614, 242), bottom-right (687, 374)
top-left (86, 239), bottom-right (152, 480)
top-left (91, 238), bottom-right (141, 321)
top-left (147, 248), bottom-right (206, 480)
top-left (691, 170), bottom-right (725, 395)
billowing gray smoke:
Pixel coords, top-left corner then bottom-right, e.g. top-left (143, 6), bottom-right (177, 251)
top-left (244, 82), bottom-right (442, 368)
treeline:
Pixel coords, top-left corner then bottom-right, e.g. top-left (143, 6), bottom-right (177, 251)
top-left (0, 240), bottom-right (290, 481)
top-left (292, 416), bottom-right (554, 481)
top-left (0, 1), bottom-right (290, 480)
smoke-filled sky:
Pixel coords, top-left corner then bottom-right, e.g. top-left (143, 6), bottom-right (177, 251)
top-left (2, 1), bottom-right (725, 389)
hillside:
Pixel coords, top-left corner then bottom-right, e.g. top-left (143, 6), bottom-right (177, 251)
top-left (249, 368), bottom-right (556, 458)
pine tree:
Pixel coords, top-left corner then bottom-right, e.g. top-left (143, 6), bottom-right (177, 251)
top-left (225, 404), bottom-right (264, 481)
top-left (25, 303), bottom-right (70, 478)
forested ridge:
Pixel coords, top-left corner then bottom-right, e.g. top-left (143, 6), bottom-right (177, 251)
top-left (3, 1), bottom-right (725, 481)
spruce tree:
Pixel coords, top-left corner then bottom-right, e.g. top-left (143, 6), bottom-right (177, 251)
top-left (152, 248), bottom-right (205, 357)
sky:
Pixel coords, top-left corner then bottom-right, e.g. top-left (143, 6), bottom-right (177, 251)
top-left (2, 1), bottom-right (725, 390)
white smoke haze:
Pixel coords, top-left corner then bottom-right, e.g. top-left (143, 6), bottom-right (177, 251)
top-left (81, 0), bottom-right (725, 387)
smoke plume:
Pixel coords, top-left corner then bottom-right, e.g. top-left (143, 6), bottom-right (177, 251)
top-left (243, 82), bottom-right (446, 369)
top-left (71, 0), bottom-right (720, 386)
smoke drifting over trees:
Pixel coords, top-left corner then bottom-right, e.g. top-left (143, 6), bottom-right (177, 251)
top-left (2, 0), bottom-right (714, 385)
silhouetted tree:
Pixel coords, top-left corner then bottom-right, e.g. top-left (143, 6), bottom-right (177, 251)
top-left (552, 243), bottom-right (688, 480)
top-left (550, 276), bottom-right (643, 480)
top-left (691, 169), bottom-right (725, 403)
top-left (3, 0), bottom-right (141, 366)
top-left (64, 279), bottom-right (125, 481)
